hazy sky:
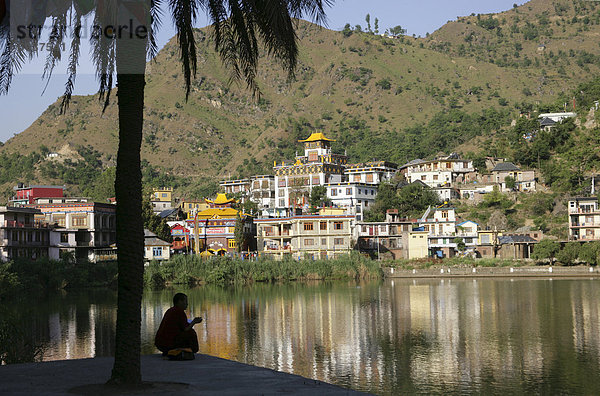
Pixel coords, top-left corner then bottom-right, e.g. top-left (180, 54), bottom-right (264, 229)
top-left (0, 1), bottom-right (525, 143)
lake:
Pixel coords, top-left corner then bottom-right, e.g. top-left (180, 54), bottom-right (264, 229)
top-left (17, 278), bottom-right (600, 394)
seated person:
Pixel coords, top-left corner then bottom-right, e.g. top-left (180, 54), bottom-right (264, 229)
top-left (155, 293), bottom-right (202, 355)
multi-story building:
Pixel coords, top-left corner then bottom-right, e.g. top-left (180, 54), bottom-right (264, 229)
top-left (151, 187), bottom-right (173, 214)
top-left (274, 132), bottom-right (347, 214)
top-left (9, 184), bottom-right (65, 206)
top-left (404, 158), bottom-right (474, 189)
top-left (255, 212), bottom-right (355, 260)
top-left (220, 179), bottom-right (251, 196)
top-left (325, 182), bottom-right (377, 221)
top-left (418, 206), bottom-right (458, 258)
top-left (568, 197), bottom-right (600, 241)
top-left (0, 206), bottom-right (51, 261)
top-left (249, 175), bottom-right (276, 217)
top-left (29, 202), bottom-right (116, 262)
top-left (356, 210), bottom-right (415, 259)
top-left (344, 161), bottom-right (397, 185)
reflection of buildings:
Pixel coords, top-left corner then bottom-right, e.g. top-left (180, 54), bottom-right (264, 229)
top-left (35, 280), bottom-right (600, 394)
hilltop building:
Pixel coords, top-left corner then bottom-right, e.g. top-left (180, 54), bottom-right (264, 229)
top-left (151, 187), bottom-right (173, 214)
top-left (273, 132), bottom-right (348, 215)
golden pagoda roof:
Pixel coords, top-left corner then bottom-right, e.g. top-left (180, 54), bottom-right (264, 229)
top-left (298, 132), bottom-right (335, 142)
top-left (195, 208), bottom-right (240, 219)
top-left (205, 193), bottom-right (236, 205)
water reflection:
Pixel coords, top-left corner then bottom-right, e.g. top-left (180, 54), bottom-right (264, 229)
top-left (20, 279), bottom-right (600, 394)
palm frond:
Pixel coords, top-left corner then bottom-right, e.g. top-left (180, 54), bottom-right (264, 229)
top-left (0, 36), bottom-right (27, 95)
top-left (60, 7), bottom-right (82, 113)
top-left (168, 0), bottom-right (201, 100)
top-left (42, 14), bottom-right (67, 95)
top-left (91, 4), bottom-right (117, 112)
top-left (148, 0), bottom-right (163, 59)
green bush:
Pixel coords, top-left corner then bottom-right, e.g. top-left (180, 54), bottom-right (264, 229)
top-left (578, 242), bottom-right (600, 266)
top-left (532, 239), bottom-right (560, 262)
top-left (557, 242), bottom-right (580, 266)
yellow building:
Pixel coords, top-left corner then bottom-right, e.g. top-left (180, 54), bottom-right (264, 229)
top-left (180, 200), bottom-right (210, 219)
top-left (152, 187), bottom-right (173, 202)
top-left (406, 230), bottom-right (429, 259)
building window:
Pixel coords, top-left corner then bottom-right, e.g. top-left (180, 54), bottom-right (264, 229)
top-left (279, 199), bottom-right (285, 207)
top-left (353, 174), bottom-right (361, 182)
top-left (304, 238), bottom-right (314, 246)
top-left (371, 190), bottom-right (374, 195)
top-left (333, 222), bottom-right (343, 230)
top-left (228, 240), bottom-right (236, 249)
top-left (60, 233), bottom-right (69, 243)
top-left (278, 180), bottom-right (287, 187)
top-left (72, 217), bottom-right (87, 227)
top-left (152, 247), bottom-right (162, 257)
top-left (304, 222), bottom-right (314, 231)
top-left (331, 189), bottom-right (337, 196)
top-left (321, 238), bottom-right (327, 245)
top-left (421, 175), bottom-right (426, 181)
top-left (279, 189), bottom-right (285, 197)
top-left (433, 175), bottom-right (438, 180)
top-left (334, 238), bottom-right (344, 245)
top-left (312, 176), bottom-right (320, 185)
top-left (162, 193), bottom-right (167, 198)
top-left (346, 188), bottom-right (352, 195)
top-left (366, 174), bottom-right (374, 183)
top-left (358, 189), bottom-right (362, 194)
top-left (320, 222), bottom-right (327, 231)
top-left (441, 211), bottom-right (448, 219)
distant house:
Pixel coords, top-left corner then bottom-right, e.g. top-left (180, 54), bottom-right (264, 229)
top-left (538, 112), bottom-right (576, 124)
top-left (144, 229), bottom-right (171, 262)
top-left (491, 162), bottom-right (536, 192)
top-left (568, 197), bottom-right (600, 241)
top-left (539, 117), bottom-right (556, 131)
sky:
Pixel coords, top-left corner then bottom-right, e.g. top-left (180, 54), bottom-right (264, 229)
top-left (0, 0), bottom-right (526, 143)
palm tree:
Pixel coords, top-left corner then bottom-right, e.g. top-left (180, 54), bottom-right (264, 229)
top-left (0, 0), bottom-right (331, 385)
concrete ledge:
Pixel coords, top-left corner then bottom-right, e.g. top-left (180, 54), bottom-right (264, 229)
top-left (384, 266), bottom-right (600, 278)
top-left (0, 354), bottom-right (363, 395)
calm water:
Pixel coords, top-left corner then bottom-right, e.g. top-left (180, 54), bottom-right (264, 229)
top-left (14, 278), bottom-right (600, 394)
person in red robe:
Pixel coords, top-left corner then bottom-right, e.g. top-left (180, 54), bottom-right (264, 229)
top-left (155, 293), bottom-right (202, 355)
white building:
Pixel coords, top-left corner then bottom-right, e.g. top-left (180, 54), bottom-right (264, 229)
top-left (538, 112), bottom-right (576, 123)
top-left (144, 229), bottom-right (171, 262)
top-left (418, 206), bottom-right (458, 258)
top-left (344, 161), bottom-right (397, 185)
top-left (568, 197), bottom-right (600, 241)
top-left (274, 132), bottom-right (347, 215)
top-left (249, 175), bottom-right (276, 217)
top-left (0, 206), bottom-right (50, 261)
top-left (326, 182), bottom-right (377, 221)
top-left (402, 158), bottom-right (475, 194)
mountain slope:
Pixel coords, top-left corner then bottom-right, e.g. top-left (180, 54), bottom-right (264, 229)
top-left (2, 0), bottom-right (600, 194)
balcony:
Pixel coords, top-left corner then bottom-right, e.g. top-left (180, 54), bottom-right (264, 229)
top-left (3, 220), bottom-right (50, 229)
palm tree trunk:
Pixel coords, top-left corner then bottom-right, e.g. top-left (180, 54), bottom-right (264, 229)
top-left (109, 32), bottom-right (147, 385)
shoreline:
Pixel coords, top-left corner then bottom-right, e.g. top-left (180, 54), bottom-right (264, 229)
top-left (383, 265), bottom-right (599, 279)
top-left (0, 354), bottom-right (363, 395)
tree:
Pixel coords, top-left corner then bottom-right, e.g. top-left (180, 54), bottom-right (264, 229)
top-left (365, 14), bottom-right (371, 33)
top-left (504, 176), bottom-right (516, 190)
top-left (532, 239), bottom-right (560, 262)
top-left (309, 185), bottom-right (328, 211)
top-left (342, 23), bottom-right (353, 37)
top-left (1, 0), bottom-right (330, 385)
top-left (364, 182), bottom-right (398, 221)
top-left (142, 199), bottom-right (172, 242)
top-left (396, 183), bottom-right (440, 218)
top-left (374, 18), bottom-right (379, 34)
top-left (579, 241), bottom-right (600, 265)
top-left (453, 237), bottom-right (466, 254)
top-left (389, 25), bottom-right (406, 36)
top-left (556, 242), bottom-right (580, 266)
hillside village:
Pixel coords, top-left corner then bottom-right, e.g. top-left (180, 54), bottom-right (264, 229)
top-left (2, 107), bottom-right (598, 265)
